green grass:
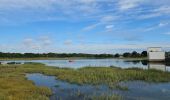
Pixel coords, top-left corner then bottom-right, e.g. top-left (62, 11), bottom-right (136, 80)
top-left (1, 63), bottom-right (170, 99)
top-left (0, 64), bottom-right (52, 100)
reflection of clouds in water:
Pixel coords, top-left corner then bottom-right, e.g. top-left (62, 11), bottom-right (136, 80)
top-left (27, 74), bottom-right (170, 100)
top-left (1, 59), bottom-right (170, 71)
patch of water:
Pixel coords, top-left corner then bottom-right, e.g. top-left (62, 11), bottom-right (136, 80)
top-left (26, 73), bottom-right (170, 100)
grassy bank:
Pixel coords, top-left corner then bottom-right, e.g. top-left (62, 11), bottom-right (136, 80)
top-left (0, 64), bottom-right (52, 100)
top-left (1, 63), bottom-right (170, 100)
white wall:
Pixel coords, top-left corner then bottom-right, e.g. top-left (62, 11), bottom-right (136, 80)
top-left (148, 52), bottom-right (165, 61)
top-left (148, 48), bottom-right (162, 52)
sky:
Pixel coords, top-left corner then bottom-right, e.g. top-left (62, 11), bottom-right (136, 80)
top-left (0, 0), bottom-right (170, 54)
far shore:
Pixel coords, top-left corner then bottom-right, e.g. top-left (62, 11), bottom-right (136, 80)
top-left (0, 57), bottom-right (147, 61)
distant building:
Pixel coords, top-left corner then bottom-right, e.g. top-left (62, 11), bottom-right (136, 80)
top-left (147, 47), bottom-right (165, 61)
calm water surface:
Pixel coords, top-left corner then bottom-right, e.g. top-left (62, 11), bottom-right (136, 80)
top-left (26, 74), bottom-right (170, 100)
top-left (1, 59), bottom-right (170, 71)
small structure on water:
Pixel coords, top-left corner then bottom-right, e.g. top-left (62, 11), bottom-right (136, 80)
top-left (147, 47), bottom-right (165, 61)
top-left (68, 60), bottom-right (74, 63)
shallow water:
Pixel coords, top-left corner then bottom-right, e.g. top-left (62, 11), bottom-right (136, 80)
top-left (118, 81), bottom-right (170, 100)
top-left (1, 59), bottom-right (170, 71)
top-left (1, 59), bottom-right (146, 68)
top-left (26, 73), bottom-right (115, 100)
top-left (26, 73), bottom-right (170, 100)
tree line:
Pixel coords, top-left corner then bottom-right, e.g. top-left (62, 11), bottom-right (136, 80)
top-left (115, 51), bottom-right (147, 58)
top-left (0, 51), bottom-right (148, 58)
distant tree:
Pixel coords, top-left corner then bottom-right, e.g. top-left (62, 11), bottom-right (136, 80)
top-left (141, 51), bottom-right (147, 57)
top-left (131, 51), bottom-right (139, 57)
top-left (0, 52), bottom-right (115, 58)
top-left (114, 53), bottom-right (120, 58)
top-left (123, 52), bottom-right (131, 57)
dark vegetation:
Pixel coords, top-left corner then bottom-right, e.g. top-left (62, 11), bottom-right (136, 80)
top-left (166, 52), bottom-right (170, 58)
top-left (0, 51), bottom-right (148, 59)
top-left (122, 51), bottom-right (147, 58)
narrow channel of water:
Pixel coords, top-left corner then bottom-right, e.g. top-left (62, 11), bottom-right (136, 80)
top-left (26, 73), bottom-right (170, 100)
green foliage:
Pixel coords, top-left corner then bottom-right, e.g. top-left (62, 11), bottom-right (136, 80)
top-left (122, 51), bottom-right (147, 58)
top-left (0, 52), bottom-right (114, 59)
top-left (0, 51), bottom-right (149, 59)
top-left (114, 53), bottom-right (120, 58)
top-left (141, 51), bottom-right (148, 57)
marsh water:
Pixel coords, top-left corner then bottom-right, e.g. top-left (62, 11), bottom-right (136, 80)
top-left (1, 59), bottom-right (170, 71)
top-left (26, 73), bottom-right (170, 100)
top-left (16, 59), bottom-right (170, 100)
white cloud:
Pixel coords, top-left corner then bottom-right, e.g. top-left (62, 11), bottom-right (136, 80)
top-left (138, 6), bottom-right (170, 19)
top-left (38, 36), bottom-right (52, 45)
top-left (48, 43), bottom-right (170, 54)
top-left (23, 38), bottom-right (41, 50)
top-left (105, 25), bottom-right (114, 32)
top-left (0, 0), bottom-right (170, 54)
top-left (105, 25), bottom-right (114, 29)
top-left (163, 32), bottom-right (170, 35)
top-left (83, 15), bottom-right (118, 31)
top-left (143, 21), bottom-right (170, 32)
top-left (83, 23), bottom-right (101, 31)
top-left (100, 15), bottom-right (118, 23)
top-left (23, 38), bottom-right (33, 46)
top-left (154, 6), bottom-right (170, 14)
top-left (158, 22), bottom-right (169, 27)
top-left (118, 0), bottom-right (144, 11)
top-left (22, 36), bottom-right (53, 50)
top-left (0, 0), bottom-right (169, 26)
top-left (64, 40), bottom-right (73, 45)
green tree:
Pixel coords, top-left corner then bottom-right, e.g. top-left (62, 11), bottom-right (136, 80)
top-left (114, 53), bottom-right (120, 58)
top-left (141, 51), bottom-right (147, 57)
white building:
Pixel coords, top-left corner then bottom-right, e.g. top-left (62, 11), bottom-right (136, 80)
top-left (147, 47), bottom-right (165, 61)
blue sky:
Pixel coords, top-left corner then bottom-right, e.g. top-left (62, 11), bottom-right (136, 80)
top-left (0, 0), bottom-right (170, 54)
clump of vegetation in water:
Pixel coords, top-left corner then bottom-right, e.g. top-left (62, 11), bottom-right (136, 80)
top-left (1, 63), bottom-right (170, 99)
top-left (18, 63), bottom-right (170, 85)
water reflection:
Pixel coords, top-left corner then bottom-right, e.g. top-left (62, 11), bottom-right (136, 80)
top-left (26, 74), bottom-right (170, 100)
top-left (128, 60), bottom-right (170, 72)
top-left (1, 59), bottom-right (170, 71)
top-left (148, 62), bottom-right (166, 71)
top-left (26, 74), bottom-right (115, 100)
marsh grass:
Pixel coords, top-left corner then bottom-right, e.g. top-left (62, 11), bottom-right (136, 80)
top-left (0, 64), bottom-right (52, 100)
top-left (1, 63), bottom-right (170, 99)
top-left (17, 63), bottom-right (170, 85)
